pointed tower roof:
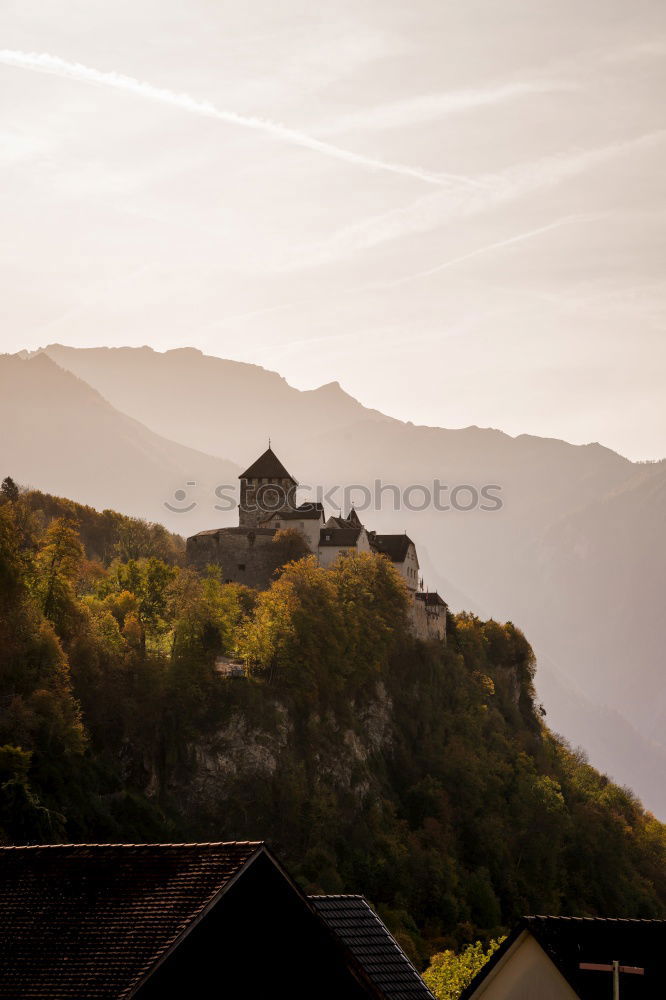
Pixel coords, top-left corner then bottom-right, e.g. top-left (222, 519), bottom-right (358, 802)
top-left (239, 446), bottom-right (296, 482)
top-left (346, 507), bottom-right (362, 528)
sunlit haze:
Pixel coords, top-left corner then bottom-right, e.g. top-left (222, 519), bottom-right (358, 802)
top-left (1, 0), bottom-right (665, 459)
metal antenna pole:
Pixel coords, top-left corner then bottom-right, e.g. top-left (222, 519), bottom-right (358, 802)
top-left (579, 960), bottom-right (643, 999)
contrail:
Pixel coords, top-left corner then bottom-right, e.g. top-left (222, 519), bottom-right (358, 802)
top-left (319, 79), bottom-right (573, 135)
top-left (0, 49), bottom-right (473, 190)
top-left (284, 129), bottom-right (664, 270)
top-left (376, 215), bottom-right (599, 288)
top-left (199, 217), bottom-right (597, 336)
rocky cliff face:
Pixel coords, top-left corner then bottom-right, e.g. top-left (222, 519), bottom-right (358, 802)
top-left (165, 680), bottom-right (395, 825)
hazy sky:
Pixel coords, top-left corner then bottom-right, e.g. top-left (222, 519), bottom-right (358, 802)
top-left (1, 0), bottom-right (665, 460)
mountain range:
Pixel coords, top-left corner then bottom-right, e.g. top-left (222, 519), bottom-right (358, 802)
top-left (3, 345), bottom-right (665, 816)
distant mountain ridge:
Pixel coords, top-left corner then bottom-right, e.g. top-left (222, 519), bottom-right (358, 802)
top-left (0, 352), bottom-right (239, 525)
top-left (40, 344), bottom-right (393, 465)
top-left (5, 344), bottom-right (666, 816)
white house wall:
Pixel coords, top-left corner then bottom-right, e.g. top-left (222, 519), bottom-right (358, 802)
top-left (468, 933), bottom-right (580, 1000)
top-left (317, 528), bottom-right (372, 568)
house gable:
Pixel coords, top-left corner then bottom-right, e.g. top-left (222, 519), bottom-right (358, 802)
top-left (463, 917), bottom-right (666, 1000)
top-left (136, 851), bottom-right (380, 999)
top-left (0, 842), bottom-right (381, 1000)
top-left (463, 931), bottom-right (579, 1000)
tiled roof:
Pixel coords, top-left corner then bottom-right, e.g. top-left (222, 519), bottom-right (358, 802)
top-left (319, 527), bottom-right (362, 547)
top-left (239, 447), bottom-right (296, 482)
top-left (277, 503), bottom-right (325, 522)
top-left (371, 534), bottom-right (415, 564)
top-left (190, 526), bottom-right (277, 539)
top-left (324, 515), bottom-right (351, 529)
top-left (0, 841), bottom-right (262, 1000)
top-left (461, 916), bottom-right (666, 1000)
top-left (310, 896), bottom-right (435, 1000)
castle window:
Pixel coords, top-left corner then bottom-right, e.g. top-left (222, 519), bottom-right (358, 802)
top-left (238, 564), bottom-right (246, 571)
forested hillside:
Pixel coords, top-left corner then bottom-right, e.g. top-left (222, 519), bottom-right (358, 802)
top-left (0, 479), bottom-right (664, 964)
top-left (17, 345), bottom-right (666, 816)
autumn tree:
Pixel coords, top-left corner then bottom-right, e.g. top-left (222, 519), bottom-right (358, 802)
top-left (272, 527), bottom-right (311, 564)
top-left (0, 476), bottom-right (20, 504)
top-left (237, 555), bottom-right (345, 687)
top-left (329, 550), bottom-right (410, 675)
top-left (423, 939), bottom-right (504, 1000)
top-left (0, 507), bottom-right (85, 816)
top-left (33, 517), bottom-right (83, 634)
top-left (168, 567), bottom-right (252, 662)
top-left (98, 557), bottom-right (178, 648)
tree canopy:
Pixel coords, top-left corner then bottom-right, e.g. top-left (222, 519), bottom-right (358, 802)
top-left (0, 486), bottom-right (664, 965)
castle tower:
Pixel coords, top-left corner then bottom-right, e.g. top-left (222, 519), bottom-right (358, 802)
top-left (238, 446), bottom-right (298, 528)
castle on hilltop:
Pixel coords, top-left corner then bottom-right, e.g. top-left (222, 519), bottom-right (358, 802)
top-left (186, 446), bottom-right (446, 641)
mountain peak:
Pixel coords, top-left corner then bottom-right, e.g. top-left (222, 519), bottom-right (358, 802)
top-left (314, 380), bottom-right (346, 394)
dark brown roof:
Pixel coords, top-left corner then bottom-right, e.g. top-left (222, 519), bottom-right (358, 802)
top-left (371, 535), bottom-right (415, 564)
top-left (310, 896), bottom-right (435, 1000)
top-left (189, 526), bottom-right (277, 539)
top-left (277, 503), bottom-right (325, 522)
top-left (0, 841), bottom-right (262, 1000)
top-left (461, 916), bottom-right (666, 1000)
top-left (239, 447), bottom-right (296, 482)
top-left (320, 527), bottom-right (362, 547)
top-left (325, 515), bottom-right (350, 529)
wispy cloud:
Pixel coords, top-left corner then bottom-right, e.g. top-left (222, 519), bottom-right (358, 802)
top-left (285, 130), bottom-right (666, 269)
top-left (374, 215), bottom-right (600, 288)
top-left (0, 49), bottom-right (475, 191)
top-left (603, 38), bottom-right (666, 63)
top-left (320, 79), bottom-right (574, 135)
top-left (317, 36), bottom-right (666, 137)
top-left (197, 217), bottom-right (595, 341)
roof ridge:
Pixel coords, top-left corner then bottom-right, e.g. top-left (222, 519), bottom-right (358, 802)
top-left (0, 840), bottom-right (264, 850)
top-left (527, 914), bottom-right (666, 923)
top-left (308, 894), bottom-right (365, 899)
top-left (239, 447), bottom-right (296, 482)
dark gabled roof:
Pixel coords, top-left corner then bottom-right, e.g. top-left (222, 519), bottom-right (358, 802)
top-left (189, 526), bottom-right (277, 539)
top-left (319, 527), bottom-right (362, 547)
top-left (347, 508), bottom-right (363, 527)
top-left (325, 515), bottom-right (351, 529)
top-left (371, 534), bottom-right (415, 564)
top-left (239, 447), bottom-right (296, 482)
top-left (415, 592), bottom-right (447, 608)
top-left (277, 503), bottom-right (325, 522)
top-left (461, 916), bottom-right (666, 1000)
top-left (310, 896), bottom-right (435, 1000)
top-left (0, 841), bottom-right (262, 1000)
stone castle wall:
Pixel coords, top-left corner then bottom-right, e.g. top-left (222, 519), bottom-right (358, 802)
top-left (411, 596), bottom-right (447, 643)
top-left (239, 477), bottom-right (297, 528)
top-left (186, 528), bottom-right (285, 589)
